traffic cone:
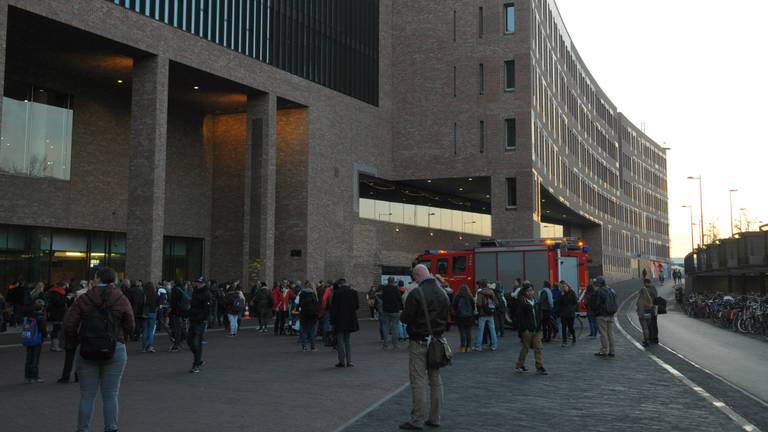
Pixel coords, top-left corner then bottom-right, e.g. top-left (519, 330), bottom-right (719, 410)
top-left (244, 305), bottom-right (251, 320)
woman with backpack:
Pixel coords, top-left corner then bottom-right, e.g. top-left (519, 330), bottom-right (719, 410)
top-left (21, 299), bottom-right (47, 383)
top-left (452, 285), bottom-right (475, 353)
top-left (225, 288), bottom-right (244, 337)
top-left (141, 281), bottom-right (159, 352)
top-left (63, 267), bottom-right (134, 432)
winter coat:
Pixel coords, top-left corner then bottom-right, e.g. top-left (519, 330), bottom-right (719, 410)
top-left (475, 287), bottom-right (499, 317)
top-left (64, 284), bottom-right (135, 344)
top-left (400, 278), bottom-right (450, 340)
top-left (516, 297), bottom-right (542, 335)
top-left (559, 289), bottom-right (578, 319)
top-left (330, 285), bottom-right (359, 333)
top-left (253, 287), bottom-right (273, 314)
top-left (189, 286), bottom-right (212, 324)
top-left (46, 286), bottom-right (68, 322)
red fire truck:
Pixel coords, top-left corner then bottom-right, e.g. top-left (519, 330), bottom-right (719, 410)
top-left (416, 238), bottom-right (590, 299)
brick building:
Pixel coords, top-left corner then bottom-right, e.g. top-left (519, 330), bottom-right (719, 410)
top-left (0, 0), bottom-right (668, 290)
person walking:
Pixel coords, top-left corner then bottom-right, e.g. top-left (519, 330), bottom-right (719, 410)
top-left (47, 281), bottom-right (68, 352)
top-left (225, 288), bottom-right (244, 337)
top-left (637, 279), bottom-right (658, 346)
top-left (64, 267), bottom-right (134, 432)
top-left (559, 281), bottom-right (577, 346)
top-left (589, 276), bottom-right (617, 357)
top-left (169, 282), bottom-right (191, 352)
top-left (253, 282), bottom-right (273, 333)
top-left (188, 277), bottom-right (211, 373)
top-left (273, 282), bottom-right (293, 336)
top-left (398, 264), bottom-right (449, 430)
top-left (21, 299), bottom-right (47, 383)
top-left (452, 284), bottom-right (475, 352)
top-left (472, 280), bottom-right (499, 351)
top-left (330, 279), bottom-right (359, 367)
top-left (298, 283), bottom-right (320, 351)
top-left (514, 281), bottom-right (547, 375)
top-left (539, 281), bottom-right (554, 342)
top-left (141, 281), bottom-right (159, 353)
top-left (381, 277), bottom-right (404, 349)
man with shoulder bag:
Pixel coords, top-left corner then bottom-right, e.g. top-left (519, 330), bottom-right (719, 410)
top-left (399, 264), bottom-right (450, 430)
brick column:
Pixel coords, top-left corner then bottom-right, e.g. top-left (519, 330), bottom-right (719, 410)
top-left (126, 56), bottom-right (169, 282)
top-left (246, 93), bottom-right (277, 285)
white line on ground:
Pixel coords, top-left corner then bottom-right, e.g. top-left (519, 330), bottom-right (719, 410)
top-left (333, 382), bottom-right (410, 432)
top-left (616, 294), bottom-right (761, 432)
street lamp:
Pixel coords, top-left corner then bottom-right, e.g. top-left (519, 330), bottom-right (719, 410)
top-left (687, 175), bottom-right (704, 246)
top-left (728, 189), bottom-right (738, 237)
top-left (682, 205), bottom-right (695, 252)
top-left (739, 208), bottom-right (747, 233)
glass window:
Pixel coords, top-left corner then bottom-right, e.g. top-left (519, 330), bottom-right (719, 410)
top-left (453, 256), bottom-right (467, 275)
top-left (505, 60), bottom-right (515, 90)
top-left (0, 82), bottom-right (73, 180)
top-left (504, 3), bottom-right (515, 33)
top-left (506, 177), bottom-right (517, 208)
top-left (437, 258), bottom-right (449, 275)
top-left (479, 63), bottom-right (484, 95)
top-left (505, 118), bottom-right (517, 150)
top-left (478, 7), bottom-right (484, 38)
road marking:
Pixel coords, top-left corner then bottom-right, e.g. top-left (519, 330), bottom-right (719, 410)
top-left (624, 296), bottom-right (768, 410)
top-left (616, 294), bottom-right (761, 432)
top-left (333, 382), bottom-right (410, 432)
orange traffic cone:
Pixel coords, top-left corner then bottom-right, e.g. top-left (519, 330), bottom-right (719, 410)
top-left (244, 305), bottom-right (251, 320)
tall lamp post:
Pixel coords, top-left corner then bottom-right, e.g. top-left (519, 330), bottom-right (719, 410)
top-left (682, 205), bottom-right (695, 252)
top-left (739, 208), bottom-right (747, 233)
top-left (728, 189), bottom-right (738, 237)
top-left (687, 175), bottom-right (704, 246)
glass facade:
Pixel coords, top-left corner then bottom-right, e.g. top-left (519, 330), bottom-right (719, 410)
top-left (0, 224), bottom-right (202, 290)
top-left (0, 81), bottom-right (73, 180)
top-left (359, 198), bottom-right (492, 237)
top-left (109, 0), bottom-right (380, 105)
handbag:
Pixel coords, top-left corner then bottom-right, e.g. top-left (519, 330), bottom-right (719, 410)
top-left (654, 297), bottom-right (667, 314)
top-left (416, 287), bottom-right (452, 370)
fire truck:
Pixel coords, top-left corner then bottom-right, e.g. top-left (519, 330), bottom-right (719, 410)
top-left (416, 238), bottom-right (591, 299)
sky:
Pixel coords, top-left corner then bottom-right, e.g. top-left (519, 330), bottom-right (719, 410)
top-left (554, 0), bottom-right (768, 258)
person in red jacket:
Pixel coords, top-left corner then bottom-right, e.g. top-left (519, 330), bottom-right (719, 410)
top-left (318, 283), bottom-right (333, 346)
top-left (272, 282), bottom-right (294, 335)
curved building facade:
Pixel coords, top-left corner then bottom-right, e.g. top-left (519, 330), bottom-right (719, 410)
top-left (0, 0), bottom-right (667, 290)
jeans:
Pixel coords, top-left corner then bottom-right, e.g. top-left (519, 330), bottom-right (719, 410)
top-left (77, 342), bottom-right (127, 432)
top-left (458, 323), bottom-right (472, 349)
top-left (588, 315), bottom-right (598, 336)
top-left (336, 331), bottom-right (352, 365)
top-left (516, 330), bottom-right (543, 369)
top-left (382, 312), bottom-right (401, 348)
top-left (597, 315), bottom-right (615, 355)
top-left (320, 314), bottom-right (331, 345)
top-left (24, 345), bottom-right (42, 379)
top-left (474, 316), bottom-right (497, 350)
top-left (228, 314), bottom-right (239, 335)
top-left (187, 322), bottom-right (206, 366)
top-left (408, 340), bottom-right (443, 427)
top-left (143, 313), bottom-right (157, 349)
top-left (274, 311), bottom-right (287, 335)
top-left (300, 318), bottom-right (317, 349)
top-left (639, 310), bottom-right (653, 343)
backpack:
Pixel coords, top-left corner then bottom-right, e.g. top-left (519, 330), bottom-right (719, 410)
top-left (602, 287), bottom-right (618, 315)
top-left (299, 292), bottom-right (319, 317)
top-left (79, 289), bottom-right (117, 361)
top-left (227, 294), bottom-right (243, 314)
top-left (480, 292), bottom-right (496, 315)
top-left (158, 289), bottom-right (168, 308)
top-left (178, 286), bottom-right (192, 312)
top-left (456, 296), bottom-right (474, 318)
top-left (20, 317), bottom-right (41, 346)
top-left (539, 290), bottom-right (551, 309)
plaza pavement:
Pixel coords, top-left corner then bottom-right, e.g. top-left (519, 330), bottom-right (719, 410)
top-left (0, 279), bottom-right (763, 431)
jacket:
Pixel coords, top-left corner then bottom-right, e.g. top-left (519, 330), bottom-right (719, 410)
top-left (47, 286), bottom-right (68, 322)
top-left (189, 286), bottom-right (212, 324)
top-left (298, 288), bottom-right (319, 320)
top-left (516, 297), bottom-right (542, 335)
top-left (400, 277), bottom-right (450, 340)
top-left (142, 291), bottom-right (159, 316)
top-left (24, 311), bottom-right (48, 344)
top-left (318, 286), bottom-right (332, 318)
top-left (273, 288), bottom-right (294, 312)
top-left (330, 285), bottom-right (359, 333)
top-left (253, 287), bottom-right (273, 313)
top-left (559, 290), bottom-right (577, 319)
top-left (128, 286), bottom-right (145, 318)
top-left (539, 287), bottom-right (553, 311)
top-left (381, 284), bottom-right (404, 313)
top-left (63, 285), bottom-right (135, 344)
top-left (636, 284), bottom-right (658, 313)
top-left (475, 287), bottom-right (499, 317)
top-left (584, 286), bottom-right (597, 316)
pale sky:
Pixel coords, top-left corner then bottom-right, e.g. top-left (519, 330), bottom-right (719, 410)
top-left (554, 0), bottom-right (768, 258)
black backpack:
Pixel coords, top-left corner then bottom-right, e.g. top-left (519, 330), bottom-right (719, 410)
top-left (299, 291), bottom-right (319, 317)
top-left (79, 288), bottom-right (117, 361)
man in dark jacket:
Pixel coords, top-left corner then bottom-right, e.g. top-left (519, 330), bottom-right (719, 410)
top-left (330, 279), bottom-right (359, 367)
top-left (515, 281), bottom-right (547, 375)
top-left (168, 282), bottom-right (188, 352)
top-left (399, 264), bottom-right (449, 430)
top-left (46, 282), bottom-right (68, 352)
top-left (381, 277), bottom-right (404, 349)
top-left (188, 277), bottom-right (211, 374)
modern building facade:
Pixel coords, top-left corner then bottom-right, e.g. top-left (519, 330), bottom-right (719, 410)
top-left (0, 0), bottom-right (668, 290)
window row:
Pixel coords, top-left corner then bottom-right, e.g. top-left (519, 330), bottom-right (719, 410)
top-left (358, 198), bottom-right (492, 237)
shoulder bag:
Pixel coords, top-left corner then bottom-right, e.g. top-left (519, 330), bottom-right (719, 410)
top-left (417, 288), bottom-right (452, 370)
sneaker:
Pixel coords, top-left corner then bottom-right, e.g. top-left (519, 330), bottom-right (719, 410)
top-left (335, 363), bottom-right (346, 368)
top-left (29, 378), bottom-right (45, 383)
top-left (346, 363), bottom-right (355, 368)
top-left (561, 342), bottom-right (568, 347)
top-left (471, 347), bottom-right (481, 352)
top-left (490, 346), bottom-right (498, 351)
top-left (148, 347), bottom-right (156, 353)
top-left (515, 366), bottom-right (528, 373)
top-left (536, 367), bottom-right (548, 375)
top-left (190, 367), bottom-right (200, 374)
top-left (594, 352), bottom-right (607, 357)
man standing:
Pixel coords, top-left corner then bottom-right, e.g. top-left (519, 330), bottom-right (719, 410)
top-left (539, 281), bottom-right (554, 342)
top-left (589, 276), bottom-right (617, 357)
top-left (473, 280), bottom-right (499, 352)
top-left (381, 277), bottom-right (404, 349)
top-left (515, 281), bottom-right (547, 375)
top-left (188, 277), bottom-right (211, 373)
top-left (636, 279), bottom-right (658, 347)
top-left (399, 264), bottom-right (449, 430)
top-left (330, 279), bottom-right (359, 367)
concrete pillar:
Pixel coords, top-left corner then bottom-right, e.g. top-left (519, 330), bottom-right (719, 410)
top-left (246, 93), bottom-right (277, 285)
top-left (126, 56), bottom-right (169, 282)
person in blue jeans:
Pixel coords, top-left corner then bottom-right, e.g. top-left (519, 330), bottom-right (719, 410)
top-left (473, 280), bottom-right (499, 351)
top-left (63, 267), bottom-right (135, 432)
top-left (22, 299), bottom-right (47, 383)
top-left (141, 281), bottom-right (159, 352)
